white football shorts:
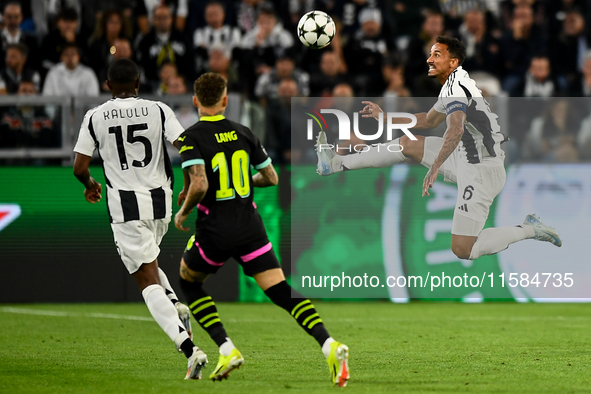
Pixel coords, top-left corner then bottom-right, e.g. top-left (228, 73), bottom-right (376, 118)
top-left (110, 218), bottom-right (170, 274)
top-left (421, 136), bottom-right (506, 237)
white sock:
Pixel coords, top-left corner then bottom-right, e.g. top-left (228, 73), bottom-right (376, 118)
top-left (340, 138), bottom-right (406, 170)
top-left (219, 338), bottom-right (236, 356)
top-left (469, 225), bottom-right (535, 260)
top-left (142, 284), bottom-right (188, 347)
top-left (321, 337), bottom-right (335, 358)
top-left (158, 268), bottom-right (179, 303)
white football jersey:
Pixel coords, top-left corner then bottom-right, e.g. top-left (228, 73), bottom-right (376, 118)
top-left (433, 66), bottom-right (506, 164)
top-left (74, 97), bottom-right (185, 223)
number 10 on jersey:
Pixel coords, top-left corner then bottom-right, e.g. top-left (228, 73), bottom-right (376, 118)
top-left (212, 150), bottom-right (250, 200)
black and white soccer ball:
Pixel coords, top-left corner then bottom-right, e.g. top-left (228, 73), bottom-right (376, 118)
top-left (297, 11), bottom-right (336, 49)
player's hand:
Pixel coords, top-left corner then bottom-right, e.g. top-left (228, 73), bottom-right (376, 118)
top-left (175, 209), bottom-right (191, 232)
top-left (360, 101), bottom-right (384, 121)
top-left (177, 189), bottom-right (188, 206)
top-left (422, 166), bottom-right (439, 197)
top-left (84, 180), bottom-right (102, 203)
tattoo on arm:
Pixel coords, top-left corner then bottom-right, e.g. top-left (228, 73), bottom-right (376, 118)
top-left (432, 111), bottom-right (466, 169)
top-left (253, 165), bottom-right (278, 187)
top-left (181, 165), bottom-right (208, 215)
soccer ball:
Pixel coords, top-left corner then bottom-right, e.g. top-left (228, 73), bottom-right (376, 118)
top-left (297, 11), bottom-right (336, 49)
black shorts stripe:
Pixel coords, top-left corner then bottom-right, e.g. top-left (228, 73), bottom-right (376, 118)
top-left (150, 187), bottom-right (166, 219)
top-left (119, 190), bottom-right (140, 221)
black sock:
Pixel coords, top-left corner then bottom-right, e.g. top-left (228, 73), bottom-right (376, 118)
top-left (180, 338), bottom-right (194, 358)
top-left (179, 278), bottom-right (229, 347)
top-left (264, 281), bottom-right (330, 347)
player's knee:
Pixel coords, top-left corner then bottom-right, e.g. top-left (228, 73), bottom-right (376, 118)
top-left (451, 243), bottom-right (472, 260)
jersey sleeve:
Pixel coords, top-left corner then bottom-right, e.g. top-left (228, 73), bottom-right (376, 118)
top-left (73, 111), bottom-right (96, 157)
top-left (179, 133), bottom-right (204, 169)
top-left (157, 102), bottom-right (186, 144)
top-left (435, 78), bottom-right (469, 116)
top-left (250, 130), bottom-right (272, 170)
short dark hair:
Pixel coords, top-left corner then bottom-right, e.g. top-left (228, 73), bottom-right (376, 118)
top-left (436, 35), bottom-right (466, 66)
top-left (60, 42), bottom-right (79, 55)
top-left (193, 72), bottom-right (227, 107)
top-left (108, 58), bottom-right (140, 85)
top-left (6, 43), bottom-right (28, 57)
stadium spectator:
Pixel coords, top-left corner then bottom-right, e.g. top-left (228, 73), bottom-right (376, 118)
top-left (382, 56), bottom-right (410, 97)
top-left (135, 0), bottom-right (189, 35)
top-left (569, 52), bottom-right (591, 96)
top-left (254, 50), bottom-right (309, 102)
top-left (166, 75), bottom-right (198, 129)
top-left (343, 8), bottom-right (389, 96)
top-left (333, 0), bottom-right (393, 45)
top-left (545, 0), bottom-right (587, 39)
top-left (205, 45), bottom-right (242, 93)
top-left (239, 6), bottom-right (294, 95)
top-left (239, 6), bottom-right (294, 63)
top-left (265, 78), bottom-right (297, 164)
top-left (185, 0), bottom-right (235, 36)
top-left (87, 10), bottom-right (132, 79)
top-left (457, 9), bottom-right (501, 76)
top-left (39, 8), bottom-right (88, 76)
top-left (0, 80), bottom-right (55, 148)
top-left (235, 0), bottom-right (268, 34)
top-left (136, 5), bottom-right (192, 87)
top-left (309, 51), bottom-right (348, 96)
top-left (154, 62), bottom-right (178, 95)
top-left (498, 4), bottom-right (547, 96)
top-left (193, 2), bottom-right (241, 76)
top-left (500, 0), bottom-right (544, 31)
top-left (438, 0), bottom-right (498, 31)
top-left (42, 44), bottom-right (99, 96)
top-left (0, 43), bottom-right (41, 93)
top-left (405, 10), bottom-right (444, 95)
top-left (517, 56), bottom-right (555, 97)
top-left (77, 1), bottom-right (135, 40)
top-left (549, 8), bottom-right (588, 93)
top-left (0, 2), bottom-right (39, 72)
top-left (98, 38), bottom-right (136, 92)
top-left (523, 99), bottom-right (579, 162)
top-left (385, 0), bottom-right (441, 41)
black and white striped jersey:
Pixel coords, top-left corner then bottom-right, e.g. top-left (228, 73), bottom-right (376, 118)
top-left (433, 66), bottom-right (505, 165)
top-left (74, 97), bottom-right (185, 223)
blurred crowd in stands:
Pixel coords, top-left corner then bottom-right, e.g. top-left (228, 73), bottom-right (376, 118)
top-left (1, 0), bottom-right (591, 164)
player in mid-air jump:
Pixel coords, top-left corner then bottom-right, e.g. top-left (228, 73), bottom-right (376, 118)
top-left (73, 59), bottom-right (208, 380)
top-left (174, 72), bottom-right (350, 387)
top-left (316, 36), bottom-right (562, 260)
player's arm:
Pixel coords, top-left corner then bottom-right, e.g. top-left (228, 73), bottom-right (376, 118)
top-left (422, 110), bottom-right (466, 197)
top-left (253, 165), bottom-right (278, 187)
top-left (177, 169), bottom-right (190, 206)
top-left (73, 153), bottom-right (102, 204)
top-left (175, 164), bottom-right (208, 231)
top-left (360, 101), bottom-right (446, 129)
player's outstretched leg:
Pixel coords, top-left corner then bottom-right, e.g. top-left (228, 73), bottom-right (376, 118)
top-left (158, 267), bottom-right (192, 340)
top-left (263, 278), bottom-right (349, 387)
top-left (316, 130), bottom-right (415, 176)
top-left (179, 277), bottom-right (244, 381)
top-left (135, 262), bottom-right (207, 380)
top-left (467, 214), bottom-right (561, 260)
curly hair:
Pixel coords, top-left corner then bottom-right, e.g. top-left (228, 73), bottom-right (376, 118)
top-left (193, 72), bottom-right (227, 107)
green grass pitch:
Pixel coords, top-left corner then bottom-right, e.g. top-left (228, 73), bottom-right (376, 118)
top-left (1, 302), bottom-right (590, 393)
